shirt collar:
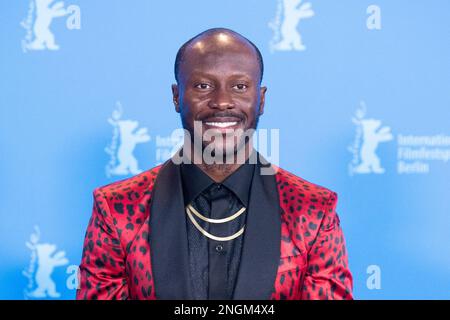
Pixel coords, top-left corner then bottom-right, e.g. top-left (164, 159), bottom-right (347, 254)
top-left (180, 160), bottom-right (255, 207)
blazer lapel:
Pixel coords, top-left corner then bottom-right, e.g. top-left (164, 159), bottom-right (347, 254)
top-left (149, 159), bottom-right (193, 299)
top-left (232, 157), bottom-right (281, 299)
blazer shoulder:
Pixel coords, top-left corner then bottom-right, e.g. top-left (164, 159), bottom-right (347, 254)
top-left (90, 165), bottom-right (163, 248)
top-left (92, 165), bottom-right (162, 223)
top-left (275, 167), bottom-right (340, 252)
top-left (94, 165), bottom-right (162, 200)
top-left (275, 167), bottom-right (337, 201)
top-left (275, 166), bottom-right (339, 227)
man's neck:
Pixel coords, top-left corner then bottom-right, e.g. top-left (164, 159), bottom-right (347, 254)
top-left (196, 162), bottom-right (242, 183)
top-left (189, 144), bottom-right (255, 183)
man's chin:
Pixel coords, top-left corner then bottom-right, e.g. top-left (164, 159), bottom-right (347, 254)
top-left (200, 141), bottom-right (248, 165)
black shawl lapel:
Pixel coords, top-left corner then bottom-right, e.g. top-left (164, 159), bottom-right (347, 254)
top-left (149, 159), bottom-right (193, 299)
top-left (232, 156), bottom-right (281, 299)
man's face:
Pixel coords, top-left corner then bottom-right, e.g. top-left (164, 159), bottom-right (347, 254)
top-left (172, 33), bottom-right (267, 161)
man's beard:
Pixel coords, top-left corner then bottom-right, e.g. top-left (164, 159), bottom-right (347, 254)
top-left (180, 113), bottom-right (260, 165)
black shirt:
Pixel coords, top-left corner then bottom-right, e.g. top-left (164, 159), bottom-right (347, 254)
top-left (180, 162), bottom-right (255, 299)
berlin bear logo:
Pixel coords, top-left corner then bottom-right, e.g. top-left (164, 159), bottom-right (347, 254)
top-left (269, 0), bottom-right (314, 52)
top-left (105, 102), bottom-right (151, 177)
top-left (348, 102), bottom-right (393, 175)
top-left (23, 226), bottom-right (69, 299)
top-left (355, 118), bottom-right (393, 173)
top-left (27, 0), bottom-right (68, 50)
top-left (21, 0), bottom-right (81, 52)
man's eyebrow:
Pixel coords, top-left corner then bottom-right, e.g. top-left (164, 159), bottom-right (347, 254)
top-left (188, 71), bottom-right (253, 79)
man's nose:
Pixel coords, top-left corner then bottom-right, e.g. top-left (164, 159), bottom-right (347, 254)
top-left (208, 87), bottom-right (235, 109)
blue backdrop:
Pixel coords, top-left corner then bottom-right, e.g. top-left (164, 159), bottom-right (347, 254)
top-left (1, 0), bottom-right (449, 299)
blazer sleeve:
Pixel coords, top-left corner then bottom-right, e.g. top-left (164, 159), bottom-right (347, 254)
top-left (76, 188), bottom-right (129, 300)
top-left (300, 192), bottom-right (353, 300)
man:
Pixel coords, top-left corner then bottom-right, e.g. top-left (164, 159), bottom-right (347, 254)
top-left (76, 28), bottom-right (353, 300)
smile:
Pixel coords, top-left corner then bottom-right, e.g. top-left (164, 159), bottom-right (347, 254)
top-left (204, 121), bottom-right (238, 128)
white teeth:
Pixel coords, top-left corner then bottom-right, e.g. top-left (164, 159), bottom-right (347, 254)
top-left (204, 121), bottom-right (238, 128)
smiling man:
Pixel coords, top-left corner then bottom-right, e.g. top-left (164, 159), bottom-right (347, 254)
top-left (77, 28), bottom-right (353, 300)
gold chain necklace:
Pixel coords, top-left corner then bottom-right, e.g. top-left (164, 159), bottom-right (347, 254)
top-left (187, 204), bottom-right (246, 223)
top-left (185, 205), bottom-right (246, 242)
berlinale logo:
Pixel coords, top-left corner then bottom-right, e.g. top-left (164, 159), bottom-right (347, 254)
top-left (23, 226), bottom-right (69, 299)
top-left (269, 0), bottom-right (314, 52)
top-left (348, 101), bottom-right (393, 176)
top-left (21, 0), bottom-right (81, 52)
top-left (105, 101), bottom-right (151, 178)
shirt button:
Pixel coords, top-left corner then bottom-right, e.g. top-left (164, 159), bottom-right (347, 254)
top-left (215, 244), bottom-right (224, 253)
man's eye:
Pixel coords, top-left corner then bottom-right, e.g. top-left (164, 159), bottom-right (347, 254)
top-left (195, 83), bottom-right (212, 90)
top-left (233, 84), bottom-right (248, 91)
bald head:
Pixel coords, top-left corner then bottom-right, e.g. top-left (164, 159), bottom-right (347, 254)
top-left (174, 28), bottom-right (264, 84)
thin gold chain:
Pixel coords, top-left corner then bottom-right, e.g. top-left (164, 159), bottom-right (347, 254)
top-left (187, 204), bottom-right (246, 223)
top-left (185, 206), bottom-right (245, 241)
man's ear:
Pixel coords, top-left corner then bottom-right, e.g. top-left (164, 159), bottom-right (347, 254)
top-left (172, 84), bottom-right (180, 113)
top-left (259, 86), bottom-right (267, 115)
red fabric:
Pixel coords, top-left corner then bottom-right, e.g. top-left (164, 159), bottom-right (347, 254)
top-left (76, 165), bottom-right (353, 300)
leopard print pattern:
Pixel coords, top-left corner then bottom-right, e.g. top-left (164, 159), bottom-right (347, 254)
top-left (269, 167), bottom-right (353, 300)
top-left (76, 165), bottom-right (352, 300)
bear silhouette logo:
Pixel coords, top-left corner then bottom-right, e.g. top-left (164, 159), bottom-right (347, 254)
top-left (21, 0), bottom-right (81, 52)
top-left (105, 102), bottom-right (151, 177)
top-left (27, 0), bottom-right (68, 50)
top-left (269, 0), bottom-right (314, 52)
top-left (23, 226), bottom-right (69, 299)
top-left (348, 102), bottom-right (393, 175)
